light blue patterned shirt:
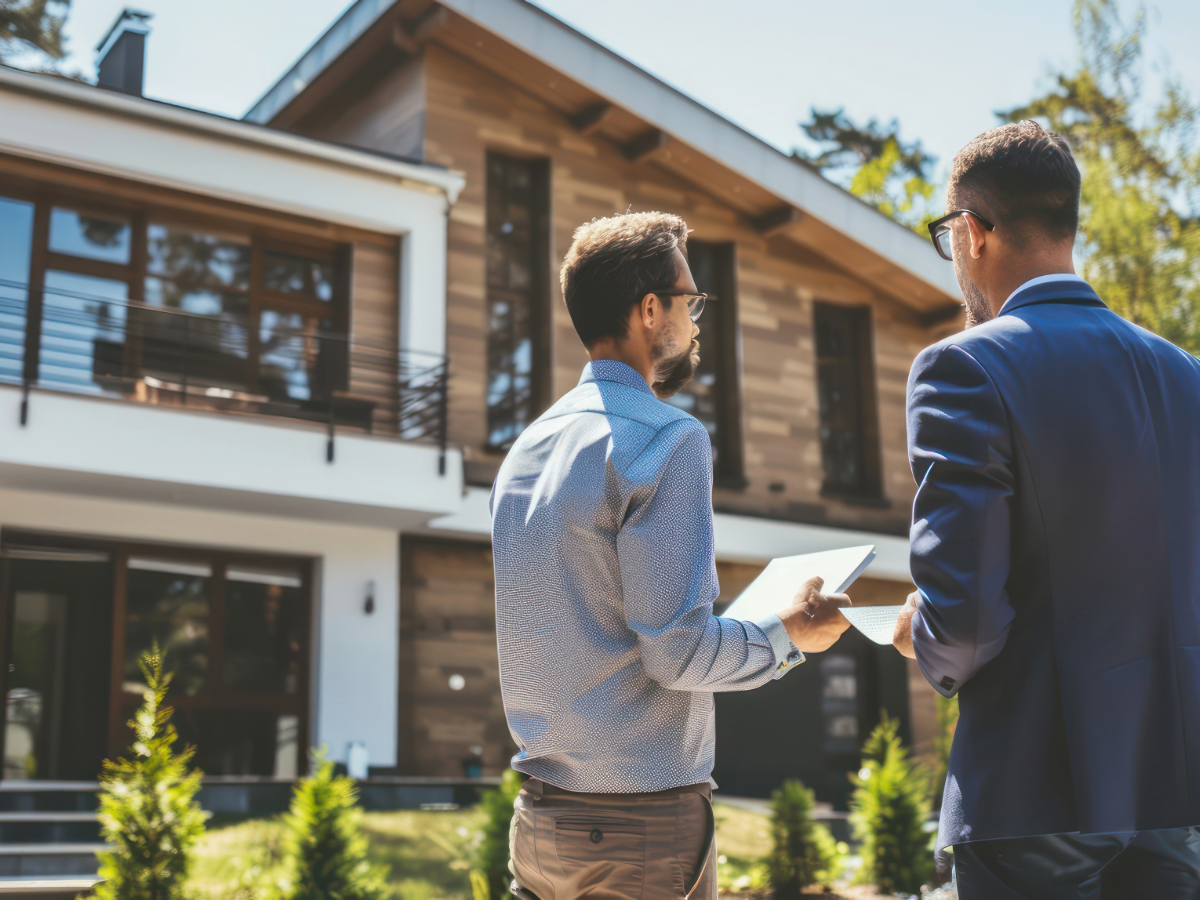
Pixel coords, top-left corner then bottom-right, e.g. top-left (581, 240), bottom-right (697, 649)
top-left (490, 360), bottom-right (801, 793)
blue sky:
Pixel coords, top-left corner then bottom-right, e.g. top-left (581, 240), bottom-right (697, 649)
top-left (26, 0), bottom-right (1200, 184)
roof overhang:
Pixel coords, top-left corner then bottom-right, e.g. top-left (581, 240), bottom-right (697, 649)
top-left (0, 63), bottom-right (465, 228)
top-left (246, 0), bottom-right (962, 313)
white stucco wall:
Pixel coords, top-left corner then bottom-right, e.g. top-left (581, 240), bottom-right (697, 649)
top-left (0, 486), bottom-right (401, 769)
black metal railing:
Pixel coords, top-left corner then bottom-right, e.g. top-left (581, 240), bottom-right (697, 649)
top-left (0, 279), bottom-right (449, 471)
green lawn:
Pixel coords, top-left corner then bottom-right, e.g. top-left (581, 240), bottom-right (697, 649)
top-left (189, 803), bottom-right (777, 900)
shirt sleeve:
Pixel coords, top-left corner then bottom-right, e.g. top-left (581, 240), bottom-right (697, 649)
top-left (616, 420), bottom-right (798, 692)
top-left (907, 341), bottom-right (1016, 698)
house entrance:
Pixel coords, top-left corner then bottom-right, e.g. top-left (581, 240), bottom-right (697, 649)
top-left (1, 531), bottom-right (312, 782)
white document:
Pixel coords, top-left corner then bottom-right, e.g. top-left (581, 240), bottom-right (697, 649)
top-left (721, 545), bottom-right (876, 623)
top-left (839, 605), bottom-right (905, 645)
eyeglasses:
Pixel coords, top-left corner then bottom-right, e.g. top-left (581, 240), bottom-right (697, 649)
top-left (653, 290), bottom-right (707, 321)
top-left (927, 209), bottom-right (996, 261)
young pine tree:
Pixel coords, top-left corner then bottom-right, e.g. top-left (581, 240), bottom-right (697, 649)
top-left (95, 647), bottom-right (207, 900)
top-left (767, 779), bottom-right (841, 897)
top-left (278, 751), bottom-right (385, 900)
top-left (850, 716), bottom-right (933, 895)
top-left (471, 769), bottom-right (525, 900)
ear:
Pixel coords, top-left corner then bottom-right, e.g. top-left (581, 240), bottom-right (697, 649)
top-left (964, 213), bottom-right (988, 260)
top-left (637, 292), bottom-right (661, 330)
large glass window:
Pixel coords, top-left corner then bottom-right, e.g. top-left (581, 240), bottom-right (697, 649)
top-left (485, 153), bottom-right (549, 451)
top-left (664, 240), bottom-right (745, 486)
top-left (814, 302), bottom-right (882, 500)
top-left (0, 185), bottom-right (350, 416)
top-left (0, 196), bottom-right (34, 383)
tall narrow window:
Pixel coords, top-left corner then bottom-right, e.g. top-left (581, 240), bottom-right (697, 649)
top-left (814, 302), bottom-right (882, 500)
top-left (0, 196), bottom-right (35, 384)
top-left (665, 240), bottom-right (745, 486)
top-left (485, 153), bottom-right (549, 451)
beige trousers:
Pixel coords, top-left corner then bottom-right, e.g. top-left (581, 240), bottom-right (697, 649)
top-left (509, 778), bottom-right (717, 900)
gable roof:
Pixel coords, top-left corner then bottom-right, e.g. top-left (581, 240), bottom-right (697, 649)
top-left (246, 0), bottom-right (962, 313)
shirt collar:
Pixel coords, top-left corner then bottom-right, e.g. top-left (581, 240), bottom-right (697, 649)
top-left (579, 359), bottom-right (655, 395)
top-left (999, 273), bottom-right (1103, 316)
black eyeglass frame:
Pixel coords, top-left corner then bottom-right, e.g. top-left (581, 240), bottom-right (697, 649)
top-left (927, 209), bottom-right (996, 261)
top-left (652, 290), bottom-right (707, 321)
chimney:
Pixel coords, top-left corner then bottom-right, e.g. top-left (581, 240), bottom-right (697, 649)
top-left (96, 9), bottom-right (152, 97)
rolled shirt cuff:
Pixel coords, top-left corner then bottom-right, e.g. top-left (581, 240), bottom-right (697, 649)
top-left (757, 614), bottom-right (804, 679)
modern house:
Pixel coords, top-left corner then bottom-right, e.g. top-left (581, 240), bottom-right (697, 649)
top-left (0, 0), bottom-right (962, 828)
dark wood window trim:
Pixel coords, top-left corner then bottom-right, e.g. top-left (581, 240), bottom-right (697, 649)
top-left (0, 528), bottom-right (314, 778)
top-left (813, 301), bottom-right (885, 504)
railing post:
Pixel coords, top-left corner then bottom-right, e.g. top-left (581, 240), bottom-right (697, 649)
top-left (438, 360), bottom-right (448, 476)
top-left (180, 315), bottom-right (190, 406)
top-left (19, 380), bottom-right (29, 426)
top-left (327, 400), bottom-right (336, 463)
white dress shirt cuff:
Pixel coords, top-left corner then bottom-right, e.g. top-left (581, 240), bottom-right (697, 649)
top-left (757, 614), bottom-right (804, 679)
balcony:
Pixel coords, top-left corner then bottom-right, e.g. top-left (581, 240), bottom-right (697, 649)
top-left (0, 280), bottom-right (462, 527)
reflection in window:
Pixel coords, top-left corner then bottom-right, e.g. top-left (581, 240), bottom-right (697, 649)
top-left (263, 250), bottom-right (334, 302)
top-left (820, 654), bottom-right (859, 754)
top-left (38, 271), bottom-right (129, 393)
top-left (0, 196), bottom-right (34, 383)
top-left (48, 208), bottom-right (131, 264)
top-left (223, 565), bottom-right (304, 694)
top-left (143, 224), bottom-right (252, 391)
top-left (485, 153), bottom-right (545, 450)
top-left (259, 310), bottom-right (332, 401)
top-left (123, 558), bottom-right (210, 697)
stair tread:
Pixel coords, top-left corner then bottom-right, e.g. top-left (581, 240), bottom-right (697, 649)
top-left (0, 813), bottom-right (97, 823)
top-left (0, 846), bottom-right (107, 855)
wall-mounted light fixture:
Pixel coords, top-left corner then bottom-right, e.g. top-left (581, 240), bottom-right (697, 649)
top-left (364, 580), bottom-right (375, 615)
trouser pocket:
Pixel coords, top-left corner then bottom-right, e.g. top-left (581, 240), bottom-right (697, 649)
top-left (554, 815), bottom-right (646, 900)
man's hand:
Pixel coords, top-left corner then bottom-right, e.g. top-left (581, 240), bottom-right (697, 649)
top-left (893, 591), bottom-right (920, 659)
top-left (777, 577), bottom-right (852, 653)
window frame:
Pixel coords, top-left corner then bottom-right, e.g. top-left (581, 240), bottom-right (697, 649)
top-left (0, 527), bottom-right (314, 777)
top-left (0, 175), bottom-right (352, 400)
top-left (812, 300), bottom-right (885, 503)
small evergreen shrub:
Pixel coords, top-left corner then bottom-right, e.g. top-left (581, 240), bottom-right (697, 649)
top-left (95, 647), bottom-right (207, 900)
top-left (471, 769), bottom-right (525, 900)
top-left (850, 716), bottom-right (933, 895)
top-left (767, 779), bottom-right (841, 897)
top-left (278, 750), bottom-right (386, 900)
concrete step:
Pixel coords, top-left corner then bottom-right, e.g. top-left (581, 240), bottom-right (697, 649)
top-left (0, 874), bottom-right (102, 899)
top-left (0, 785), bottom-right (98, 815)
top-left (0, 813), bottom-right (101, 845)
top-left (0, 846), bottom-right (106, 879)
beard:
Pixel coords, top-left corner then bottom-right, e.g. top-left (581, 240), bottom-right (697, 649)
top-left (651, 335), bottom-right (700, 399)
top-left (955, 257), bottom-right (993, 328)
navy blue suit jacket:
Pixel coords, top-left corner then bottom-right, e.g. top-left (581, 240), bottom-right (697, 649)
top-left (907, 277), bottom-right (1200, 848)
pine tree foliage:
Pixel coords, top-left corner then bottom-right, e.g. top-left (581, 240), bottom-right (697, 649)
top-left (930, 694), bottom-right (959, 808)
top-left (850, 716), bottom-right (933, 895)
top-left (278, 752), bottom-right (385, 900)
top-left (767, 779), bottom-right (840, 897)
top-left (471, 769), bottom-right (524, 900)
top-left (0, 0), bottom-right (68, 62)
top-left (95, 648), bottom-right (206, 900)
top-left (796, 108), bottom-right (939, 232)
top-left (1004, 0), bottom-right (1200, 353)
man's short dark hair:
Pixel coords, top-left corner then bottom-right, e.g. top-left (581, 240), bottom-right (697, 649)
top-left (950, 120), bottom-right (1081, 244)
top-left (560, 212), bottom-right (688, 347)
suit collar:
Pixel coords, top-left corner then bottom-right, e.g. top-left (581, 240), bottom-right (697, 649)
top-left (579, 359), bottom-right (655, 395)
top-left (999, 274), bottom-right (1105, 316)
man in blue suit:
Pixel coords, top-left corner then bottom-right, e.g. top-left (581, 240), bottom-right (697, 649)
top-left (892, 121), bottom-right (1200, 894)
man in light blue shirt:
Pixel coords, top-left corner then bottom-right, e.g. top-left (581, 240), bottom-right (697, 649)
top-left (492, 212), bottom-right (852, 900)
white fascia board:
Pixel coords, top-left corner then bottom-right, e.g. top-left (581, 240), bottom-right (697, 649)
top-left (429, 486), bottom-right (913, 583)
top-left (0, 485), bottom-right (404, 768)
top-left (0, 66), bottom-right (464, 215)
top-left (0, 387), bottom-right (464, 529)
top-left (438, 0), bottom-right (959, 300)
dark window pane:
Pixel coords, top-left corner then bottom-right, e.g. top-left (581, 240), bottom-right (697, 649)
top-left (39, 270), bottom-right (129, 394)
top-left (0, 196), bottom-right (34, 383)
top-left (820, 655), bottom-right (859, 754)
top-left (223, 564), bottom-right (305, 695)
top-left (123, 558), bottom-right (211, 697)
top-left (49, 207), bottom-right (131, 264)
top-left (485, 154), bottom-right (545, 450)
top-left (147, 223), bottom-right (251, 294)
top-left (174, 710), bottom-right (299, 777)
top-left (814, 302), bottom-right (879, 498)
top-left (263, 250), bottom-right (334, 302)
